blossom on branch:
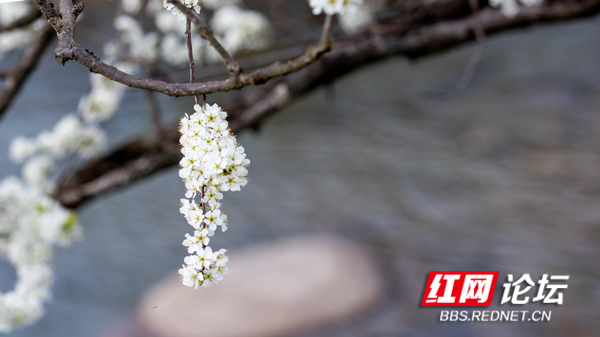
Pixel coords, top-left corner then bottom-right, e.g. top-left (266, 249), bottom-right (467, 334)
top-left (309, 0), bottom-right (362, 16)
top-left (490, 0), bottom-right (544, 18)
top-left (163, 0), bottom-right (201, 21)
top-left (178, 103), bottom-right (249, 287)
top-left (0, 177), bottom-right (81, 333)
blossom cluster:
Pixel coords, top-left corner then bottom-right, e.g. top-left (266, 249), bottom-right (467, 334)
top-left (3, 111), bottom-right (99, 332)
top-left (309, 0), bottom-right (363, 16)
top-left (152, 3), bottom-right (207, 66)
top-left (308, 0), bottom-right (373, 34)
top-left (338, 2), bottom-right (372, 34)
top-left (78, 71), bottom-right (130, 123)
top-left (490, 0), bottom-right (544, 18)
top-left (210, 5), bottom-right (271, 56)
top-left (121, 0), bottom-right (144, 15)
top-left (177, 103), bottom-right (250, 288)
top-left (110, 0), bottom-right (270, 68)
top-left (0, 2), bottom-right (44, 61)
top-left (114, 15), bottom-right (160, 62)
top-left (163, 0), bottom-right (202, 21)
top-left (10, 114), bottom-right (106, 191)
top-left (0, 177), bottom-right (81, 333)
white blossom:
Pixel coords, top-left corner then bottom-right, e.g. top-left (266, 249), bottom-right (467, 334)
top-left (0, 4), bottom-right (43, 60)
top-left (9, 136), bottom-right (37, 164)
top-left (121, 0), bottom-right (143, 15)
top-left (0, 177), bottom-right (81, 333)
top-left (339, 3), bottom-right (372, 33)
top-left (210, 5), bottom-right (271, 55)
top-left (490, 0), bottom-right (544, 18)
top-left (79, 72), bottom-right (128, 123)
top-left (22, 155), bottom-right (54, 190)
top-left (114, 15), bottom-right (159, 61)
top-left (178, 265), bottom-right (202, 288)
top-left (309, 0), bottom-right (362, 16)
top-left (0, 28), bottom-right (33, 60)
top-left (0, 2), bottom-right (30, 25)
top-left (163, 0), bottom-right (201, 21)
top-left (178, 103), bottom-right (248, 287)
top-left (37, 114), bottom-right (107, 158)
top-left (160, 33), bottom-right (205, 66)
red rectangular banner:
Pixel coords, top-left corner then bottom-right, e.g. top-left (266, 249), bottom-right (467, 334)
top-left (421, 271), bottom-right (499, 306)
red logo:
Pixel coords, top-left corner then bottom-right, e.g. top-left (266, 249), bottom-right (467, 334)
top-left (421, 271), bottom-right (499, 306)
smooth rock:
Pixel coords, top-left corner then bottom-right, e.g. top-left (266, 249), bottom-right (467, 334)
top-left (136, 235), bottom-right (383, 337)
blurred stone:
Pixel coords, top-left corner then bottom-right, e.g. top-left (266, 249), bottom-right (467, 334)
top-left (136, 235), bottom-right (383, 337)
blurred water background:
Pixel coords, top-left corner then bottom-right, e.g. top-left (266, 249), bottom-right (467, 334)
top-left (1, 2), bottom-right (600, 337)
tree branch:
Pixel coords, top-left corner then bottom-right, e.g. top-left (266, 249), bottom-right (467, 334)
top-left (169, 0), bottom-right (241, 78)
top-left (53, 0), bottom-right (600, 208)
top-left (34, 0), bottom-right (335, 97)
top-left (0, 23), bottom-right (55, 120)
top-left (185, 17), bottom-right (200, 105)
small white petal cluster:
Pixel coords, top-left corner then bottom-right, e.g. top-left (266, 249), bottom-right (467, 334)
top-left (177, 103), bottom-right (249, 288)
top-left (338, 3), bottom-right (372, 34)
top-left (9, 114), bottom-right (106, 191)
top-left (210, 5), bottom-right (271, 56)
top-left (0, 2), bottom-right (30, 23)
top-left (114, 15), bottom-right (159, 62)
top-left (10, 114), bottom-right (105, 162)
top-left (309, 0), bottom-right (362, 16)
top-left (0, 177), bottom-right (81, 333)
top-left (154, 1), bottom-right (271, 65)
top-left (0, 3), bottom-right (42, 60)
top-left (154, 9), bottom-right (206, 66)
top-left (22, 155), bottom-right (54, 190)
top-left (121, 0), bottom-right (143, 15)
top-left (163, 0), bottom-right (202, 21)
top-left (79, 73), bottom-right (129, 123)
top-left (4, 112), bottom-right (97, 332)
top-left (490, 0), bottom-right (544, 18)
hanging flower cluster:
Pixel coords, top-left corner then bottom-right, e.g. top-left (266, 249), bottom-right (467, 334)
top-left (0, 177), bottom-right (81, 333)
top-left (177, 103), bottom-right (249, 288)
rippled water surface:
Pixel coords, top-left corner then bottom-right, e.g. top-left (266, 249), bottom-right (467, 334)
top-left (1, 5), bottom-right (600, 337)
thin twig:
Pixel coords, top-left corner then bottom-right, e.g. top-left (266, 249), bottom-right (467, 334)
top-left (169, 0), bottom-right (241, 78)
top-left (319, 14), bottom-right (335, 45)
top-left (185, 18), bottom-right (200, 105)
top-left (185, 16), bottom-right (205, 227)
top-left (34, 0), bottom-right (336, 97)
top-left (168, 46), bottom-right (306, 82)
